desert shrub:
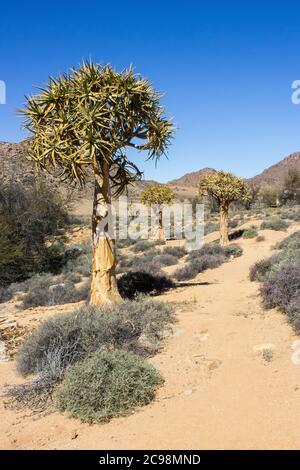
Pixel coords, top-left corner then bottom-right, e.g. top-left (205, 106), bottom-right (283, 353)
top-left (152, 253), bottom-right (178, 266)
top-left (172, 264), bottom-right (198, 281)
top-left (249, 253), bottom-right (285, 282)
top-left (274, 231), bottom-right (300, 251)
top-left (118, 271), bottom-right (174, 299)
top-left (256, 235), bottom-right (265, 242)
top-left (260, 263), bottom-right (300, 310)
top-left (131, 240), bottom-right (155, 253)
top-left (16, 298), bottom-right (174, 378)
top-left (55, 349), bottom-right (163, 423)
top-left (63, 242), bottom-right (92, 277)
top-left (0, 180), bottom-right (69, 285)
top-left (189, 254), bottom-right (223, 272)
top-left (242, 226), bottom-right (258, 239)
top-left (174, 243), bottom-right (242, 281)
top-left (116, 238), bottom-right (142, 249)
top-left (188, 244), bottom-right (224, 260)
top-left (222, 244), bottom-right (243, 258)
top-left (0, 286), bottom-right (12, 303)
top-left (163, 246), bottom-right (187, 258)
top-left (134, 259), bottom-right (164, 276)
top-left (286, 294), bottom-right (300, 330)
top-left (189, 243), bottom-right (242, 260)
top-left (260, 218), bottom-right (288, 231)
top-left (21, 274), bottom-right (89, 308)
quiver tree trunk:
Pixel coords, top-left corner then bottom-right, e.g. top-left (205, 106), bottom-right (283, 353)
top-left (220, 204), bottom-right (229, 246)
top-left (156, 209), bottom-right (164, 240)
top-left (90, 160), bottom-right (121, 305)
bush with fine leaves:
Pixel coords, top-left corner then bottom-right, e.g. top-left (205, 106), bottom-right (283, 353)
top-left (9, 298), bottom-right (173, 410)
top-left (274, 231), bottom-right (300, 251)
top-left (242, 226), bottom-right (258, 239)
top-left (260, 263), bottom-right (300, 311)
top-left (260, 218), bottom-right (288, 231)
top-left (163, 246), bottom-right (187, 259)
top-left (21, 274), bottom-right (90, 308)
top-left (173, 243), bottom-right (243, 281)
top-left (16, 298), bottom-right (174, 378)
top-left (55, 349), bottom-right (163, 423)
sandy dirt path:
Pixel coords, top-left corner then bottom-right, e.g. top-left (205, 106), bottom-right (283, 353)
top-left (1, 225), bottom-right (300, 450)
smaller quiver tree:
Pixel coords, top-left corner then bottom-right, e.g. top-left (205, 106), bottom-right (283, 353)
top-left (141, 184), bottom-right (174, 240)
top-left (198, 171), bottom-right (251, 246)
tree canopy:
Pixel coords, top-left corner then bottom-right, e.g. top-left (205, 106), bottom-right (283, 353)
top-left (141, 184), bottom-right (175, 207)
top-left (21, 61), bottom-right (174, 195)
top-left (198, 171), bottom-right (251, 208)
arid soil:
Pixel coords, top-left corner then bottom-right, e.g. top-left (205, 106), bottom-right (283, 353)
top-left (1, 223), bottom-right (300, 450)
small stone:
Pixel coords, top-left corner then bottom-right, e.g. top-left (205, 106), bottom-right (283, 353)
top-left (183, 389), bottom-right (193, 396)
top-left (71, 431), bottom-right (78, 440)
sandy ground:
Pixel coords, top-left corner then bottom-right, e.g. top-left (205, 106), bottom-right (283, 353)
top-left (1, 223), bottom-right (300, 450)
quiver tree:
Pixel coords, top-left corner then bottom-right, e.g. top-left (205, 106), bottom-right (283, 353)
top-left (21, 61), bottom-right (174, 304)
top-left (141, 184), bottom-right (174, 240)
top-left (198, 171), bottom-right (251, 246)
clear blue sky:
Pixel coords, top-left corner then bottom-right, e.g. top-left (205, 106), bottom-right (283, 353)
top-left (1, 0), bottom-right (300, 182)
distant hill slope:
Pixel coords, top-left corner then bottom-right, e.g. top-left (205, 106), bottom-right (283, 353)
top-left (168, 168), bottom-right (216, 187)
top-left (248, 152), bottom-right (300, 188)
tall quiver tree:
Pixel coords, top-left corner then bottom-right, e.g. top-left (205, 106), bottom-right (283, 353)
top-left (22, 62), bottom-right (174, 304)
top-left (198, 171), bottom-right (251, 246)
top-left (141, 184), bottom-right (174, 240)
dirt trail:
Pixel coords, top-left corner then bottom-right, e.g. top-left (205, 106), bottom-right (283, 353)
top-left (1, 226), bottom-right (300, 449)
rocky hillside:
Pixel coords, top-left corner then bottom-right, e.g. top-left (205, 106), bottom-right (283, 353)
top-left (248, 152), bottom-right (300, 188)
top-left (168, 168), bottom-right (216, 187)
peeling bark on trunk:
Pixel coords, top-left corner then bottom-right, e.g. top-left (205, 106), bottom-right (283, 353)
top-left (220, 205), bottom-right (229, 246)
top-left (90, 160), bottom-right (121, 305)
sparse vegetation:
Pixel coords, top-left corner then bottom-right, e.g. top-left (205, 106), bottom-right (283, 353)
top-left (260, 218), bottom-right (288, 231)
top-left (173, 243), bottom-right (243, 280)
top-left (55, 349), bottom-right (163, 423)
top-left (21, 274), bottom-right (90, 308)
top-left (251, 229), bottom-right (300, 331)
top-left (242, 226), bottom-right (258, 239)
top-left (8, 298), bottom-right (174, 409)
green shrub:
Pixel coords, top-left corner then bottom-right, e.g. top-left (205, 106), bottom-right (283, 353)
top-left (172, 264), bottom-right (198, 281)
top-left (21, 274), bottom-right (90, 308)
top-left (55, 349), bottom-right (163, 423)
top-left (256, 235), bottom-right (265, 242)
top-left (16, 298), bottom-right (174, 378)
top-left (63, 242), bottom-right (92, 277)
top-left (222, 244), bottom-right (243, 258)
top-left (260, 218), bottom-right (289, 231)
top-left (274, 231), bottom-right (300, 251)
top-left (152, 253), bottom-right (178, 266)
top-left (0, 180), bottom-right (69, 285)
top-left (131, 240), bottom-right (155, 253)
top-left (163, 246), bottom-right (187, 258)
top-left (242, 226), bottom-right (258, 239)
